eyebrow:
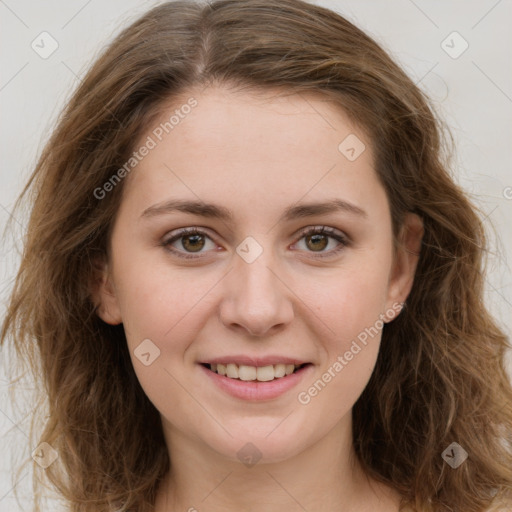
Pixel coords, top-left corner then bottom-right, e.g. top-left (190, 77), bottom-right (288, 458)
top-left (141, 198), bottom-right (368, 222)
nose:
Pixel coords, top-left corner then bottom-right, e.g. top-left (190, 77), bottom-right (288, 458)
top-left (218, 249), bottom-right (294, 337)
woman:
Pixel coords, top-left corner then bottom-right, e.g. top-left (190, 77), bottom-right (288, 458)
top-left (2, 1), bottom-right (511, 511)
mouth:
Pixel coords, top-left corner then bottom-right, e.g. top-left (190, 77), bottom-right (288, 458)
top-left (200, 362), bottom-right (311, 382)
top-left (199, 359), bottom-right (314, 401)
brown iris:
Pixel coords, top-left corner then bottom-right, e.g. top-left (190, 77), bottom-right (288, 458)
top-left (305, 233), bottom-right (328, 251)
top-left (182, 234), bottom-right (205, 252)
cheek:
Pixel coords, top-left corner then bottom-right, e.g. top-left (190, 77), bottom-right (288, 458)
top-left (295, 274), bottom-right (386, 426)
top-left (297, 259), bottom-right (391, 343)
top-left (114, 265), bottom-right (212, 410)
top-left (112, 259), bottom-right (208, 350)
top-left (292, 255), bottom-right (390, 405)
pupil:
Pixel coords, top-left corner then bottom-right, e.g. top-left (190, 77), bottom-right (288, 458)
top-left (182, 234), bottom-right (205, 252)
top-left (306, 234), bottom-right (327, 251)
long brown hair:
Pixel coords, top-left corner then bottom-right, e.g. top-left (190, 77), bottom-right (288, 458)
top-left (2, 1), bottom-right (511, 511)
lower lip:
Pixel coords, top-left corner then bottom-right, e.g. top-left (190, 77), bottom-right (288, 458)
top-left (199, 364), bottom-right (313, 401)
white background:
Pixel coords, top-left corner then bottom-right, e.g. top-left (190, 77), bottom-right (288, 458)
top-left (1, 1), bottom-right (511, 510)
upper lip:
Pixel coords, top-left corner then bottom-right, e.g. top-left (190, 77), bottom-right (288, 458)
top-left (200, 355), bottom-right (310, 367)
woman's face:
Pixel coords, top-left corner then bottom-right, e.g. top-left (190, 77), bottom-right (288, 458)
top-left (95, 85), bottom-right (422, 464)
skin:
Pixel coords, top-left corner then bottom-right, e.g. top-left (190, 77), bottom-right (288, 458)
top-left (94, 85), bottom-right (423, 511)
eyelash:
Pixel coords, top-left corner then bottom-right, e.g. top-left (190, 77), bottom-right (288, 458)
top-left (161, 226), bottom-right (350, 260)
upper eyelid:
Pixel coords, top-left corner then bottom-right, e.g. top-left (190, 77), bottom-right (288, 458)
top-left (164, 225), bottom-right (347, 240)
top-left (295, 225), bottom-right (344, 236)
top-left (163, 226), bottom-right (217, 244)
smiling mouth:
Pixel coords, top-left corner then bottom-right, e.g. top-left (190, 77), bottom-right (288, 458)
top-left (201, 362), bottom-right (310, 382)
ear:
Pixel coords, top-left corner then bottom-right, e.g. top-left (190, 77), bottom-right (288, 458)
top-left (89, 256), bottom-right (123, 325)
top-left (384, 212), bottom-right (423, 321)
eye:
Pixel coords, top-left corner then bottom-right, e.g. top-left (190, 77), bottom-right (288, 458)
top-left (291, 226), bottom-right (349, 258)
top-left (161, 227), bottom-right (218, 259)
top-left (161, 225), bottom-right (350, 260)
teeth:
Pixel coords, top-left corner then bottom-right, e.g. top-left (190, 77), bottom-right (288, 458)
top-left (238, 365), bottom-right (257, 381)
top-left (256, 365), bottom-right (274, 382)
top-left (274, 364), bottom-right (286, 378)
top-left (226, 363), bottom-right (239, 378)
top-left (285, 364), bottom-right (295, 376)
top-left (208, 362), bottom-right (303, 381)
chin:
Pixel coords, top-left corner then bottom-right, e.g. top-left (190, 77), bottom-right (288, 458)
top-left (203, 421), bottom-right (313, 466)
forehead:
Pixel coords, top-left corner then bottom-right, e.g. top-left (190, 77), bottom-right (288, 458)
top-left (163, 85), bottom-right (364, 157)
top-left (117, 85), bottom-right (385, 224)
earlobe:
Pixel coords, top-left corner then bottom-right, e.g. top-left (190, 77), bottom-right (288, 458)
top-left (89, 257), bottom-right (123, 325)
top-left (385, 213), bottom-right (424, 321)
